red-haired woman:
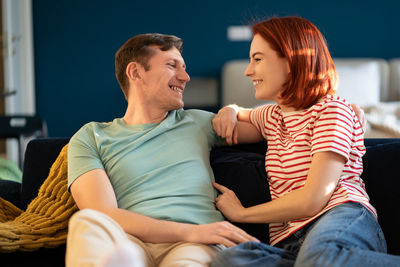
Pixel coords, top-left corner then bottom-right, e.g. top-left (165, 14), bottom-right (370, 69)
top-left (211, 17), bottom-right (400, 266)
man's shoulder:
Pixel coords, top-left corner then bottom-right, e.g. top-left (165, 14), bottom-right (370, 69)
top-left (179, 108), bottom-right (215, 120)
top-left (71, 121), bottom-right (113, 142)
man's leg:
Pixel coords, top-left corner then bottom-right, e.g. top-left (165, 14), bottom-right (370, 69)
top-left (145, 242), bottom-right (221, 267)
top-left (66, 209), bottom-right (150, 267)
top-left (295, 202), bottom-right (400, 267)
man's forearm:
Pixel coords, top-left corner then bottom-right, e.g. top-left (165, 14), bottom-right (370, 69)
top-left (105, 207), bottom-right (191, 243)
top-left (103, 207), bottom-right (259, 247)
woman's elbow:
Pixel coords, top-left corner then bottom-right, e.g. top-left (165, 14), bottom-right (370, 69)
top-left (301, 198), bottom-right (327, 218)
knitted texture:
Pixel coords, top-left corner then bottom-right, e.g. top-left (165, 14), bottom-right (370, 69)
top-left (0, 144), bottom-right (78, 252)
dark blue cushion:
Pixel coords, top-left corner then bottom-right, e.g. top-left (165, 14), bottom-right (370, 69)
top-left (362, 138), bottom-right (400, 255)
top-left (211, 142), bottom-right (270, 244)
top-left (20, 137), bottom-right (69, 210)
top-left (0, 179), bottom-right (21, 208)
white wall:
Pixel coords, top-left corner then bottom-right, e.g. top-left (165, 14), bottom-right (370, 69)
top-left (2, 0), bottom-right (35, 165)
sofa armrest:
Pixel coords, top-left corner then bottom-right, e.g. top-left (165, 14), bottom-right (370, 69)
top-left (20, 137), bottom-right (69, 210)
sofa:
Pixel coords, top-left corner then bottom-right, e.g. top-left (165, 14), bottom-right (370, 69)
top-left (1, 137), bottom-right (399, 266)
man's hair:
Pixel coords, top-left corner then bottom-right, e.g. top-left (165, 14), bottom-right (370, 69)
top-left (252, 17), bottom-right (337, 110)
top-left (115, 33), bottom-right (183, 99)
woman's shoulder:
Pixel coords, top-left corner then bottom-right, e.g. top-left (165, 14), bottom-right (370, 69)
top-left (314, 95), bottom-right (353, 113)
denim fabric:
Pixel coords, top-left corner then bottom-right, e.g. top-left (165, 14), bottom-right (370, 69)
top-left (211, 202), bottom-right (400, 267)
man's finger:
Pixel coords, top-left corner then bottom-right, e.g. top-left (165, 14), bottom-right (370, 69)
top-left (216, 237), bottom-right (237, 248)
top-left (218, 227), bottom-right (260, 246)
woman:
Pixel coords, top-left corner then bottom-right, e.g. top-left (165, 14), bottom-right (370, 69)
top-left (211, 17), bottom-right (400, 266)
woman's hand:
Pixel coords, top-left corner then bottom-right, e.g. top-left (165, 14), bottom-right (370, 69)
top-left (213, 182), bottom-right (246, 222)
top-left (212, 105), bottom-right (239, 145)
top-left (350, 104), bottom-right (367, 133)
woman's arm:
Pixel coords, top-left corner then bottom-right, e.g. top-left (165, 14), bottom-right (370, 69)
top-left (212, 105), bottom-right (263, 145)
top-left (213, 151), bottom-right (346, 223)
top-left (213, 104), bottom-right (367, 146)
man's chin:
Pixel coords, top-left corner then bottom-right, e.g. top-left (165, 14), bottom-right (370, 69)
top-left (170, 101), bottom-right (184, 111)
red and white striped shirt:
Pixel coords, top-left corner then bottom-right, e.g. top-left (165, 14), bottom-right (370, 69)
top-left (250, 95), bottom-right (377, 246)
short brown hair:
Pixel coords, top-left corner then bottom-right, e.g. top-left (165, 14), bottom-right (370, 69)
top-left (115, 33), bottom-right (183, 99)
top-left (252, 17), bottom-right (337, 110)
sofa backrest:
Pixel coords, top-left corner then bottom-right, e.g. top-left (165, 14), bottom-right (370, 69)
top-left (334, 58), bottom-right (389, 104)
top-left (20, 137), bottom-right (70, 210)
top-left (389, 58), bottom-right (400, 101)
top-left (221, 58), bottom-right (398, 108)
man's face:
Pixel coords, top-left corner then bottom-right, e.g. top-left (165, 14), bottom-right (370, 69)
top-left (139, 46), bottom-right (190, 112)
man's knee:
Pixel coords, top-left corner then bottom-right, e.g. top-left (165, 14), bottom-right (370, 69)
top-left (68, 208), bottom-right (128, 245)
top-left (159, 243), bottom-right (218, 267)
top-left (69, 208), bottom-right (108, 224)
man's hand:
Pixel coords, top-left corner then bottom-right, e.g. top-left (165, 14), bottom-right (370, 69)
top-left (213, 182), bottom-right (246, 223)
top-left (184, 220), bottom-right (259, 248)
top-left (212, 105), bottom-right (239, 145)
top-left (351, 104), bottom-right (367, 133)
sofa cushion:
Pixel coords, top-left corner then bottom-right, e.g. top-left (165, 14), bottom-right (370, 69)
top-left (0, 179), bottom-right (21, 208)
top-left (362, 138), bottom-right (400, 255)
top-left (211, 142), bottom-right (270, 243)
top-left (21, 138), bottom-right (69, 210)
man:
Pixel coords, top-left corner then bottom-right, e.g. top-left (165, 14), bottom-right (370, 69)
top-left (66, 33), bottom-right (257, 267)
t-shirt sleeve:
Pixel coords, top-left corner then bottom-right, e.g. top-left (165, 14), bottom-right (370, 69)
top-left (311, 100), bottom-right (358, 161)
top-left (250, 105), bottom-right (272, 139)
top-left (67, 124), bottom-right (105, 189)
top-left (187, 109), bottom-right (225, 147)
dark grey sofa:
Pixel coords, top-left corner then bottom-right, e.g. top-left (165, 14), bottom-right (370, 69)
top-left (1, 137), bottom-right (399, 266)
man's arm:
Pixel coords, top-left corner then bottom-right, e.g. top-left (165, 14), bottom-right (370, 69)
top-left (70, 169), bottom-right (258, 247)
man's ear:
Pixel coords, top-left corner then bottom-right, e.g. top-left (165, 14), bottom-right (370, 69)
top-left (126, 62), bottom-right (142, 81)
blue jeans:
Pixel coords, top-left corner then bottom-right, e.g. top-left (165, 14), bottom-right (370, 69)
top-left (211, 202), bottom-right (400, 267)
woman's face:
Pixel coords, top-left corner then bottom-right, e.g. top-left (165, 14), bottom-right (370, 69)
top-left (245, 34), bottom-right (290, 104)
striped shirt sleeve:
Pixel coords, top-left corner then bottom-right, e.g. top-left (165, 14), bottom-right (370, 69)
top-left (250, 104), bottom-right (275, 139)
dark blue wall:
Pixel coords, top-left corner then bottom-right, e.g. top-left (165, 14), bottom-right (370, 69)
top-left (32, 0), bottom-right (399, 137)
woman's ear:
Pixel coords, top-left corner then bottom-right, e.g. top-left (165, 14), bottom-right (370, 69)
top-left (126, 62), bottom-right (142, 81)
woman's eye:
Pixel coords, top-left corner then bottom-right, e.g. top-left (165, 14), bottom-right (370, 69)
top-left (254, 58), bottom-right (261, 62)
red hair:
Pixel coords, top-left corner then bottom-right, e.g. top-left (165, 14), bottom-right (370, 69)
top-left (252, 17), bottom-right (337, 110)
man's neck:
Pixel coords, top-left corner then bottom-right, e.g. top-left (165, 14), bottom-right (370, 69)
top-left (123, 102), bottom-right (169, 125)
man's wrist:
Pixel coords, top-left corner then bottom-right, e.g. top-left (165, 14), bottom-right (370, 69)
top-left (180, 223), bottom-right (195, 242)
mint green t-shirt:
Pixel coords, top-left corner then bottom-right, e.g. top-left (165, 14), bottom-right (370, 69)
top-left (68, 109), bottom-right (225, 225)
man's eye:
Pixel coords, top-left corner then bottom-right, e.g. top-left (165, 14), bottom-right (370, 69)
top-left (168, 63), bottom-right (176, 68)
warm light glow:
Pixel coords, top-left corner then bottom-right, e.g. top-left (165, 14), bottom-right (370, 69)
top-left (324, 182), bottom-right (337, 196)
top-left (292, 48), bottom-right (316, 56)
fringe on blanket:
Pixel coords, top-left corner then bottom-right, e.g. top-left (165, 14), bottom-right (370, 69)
top-left (363, 102), bottom-right (400, 138)
top-left (0, 144), bottom-right (78, 252)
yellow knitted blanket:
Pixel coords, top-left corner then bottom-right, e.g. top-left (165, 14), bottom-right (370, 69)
top-left (0, 144), bottom-right (78, 252)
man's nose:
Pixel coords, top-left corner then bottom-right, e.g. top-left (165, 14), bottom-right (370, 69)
top-left (178, 68), bottom-right (190, 82)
